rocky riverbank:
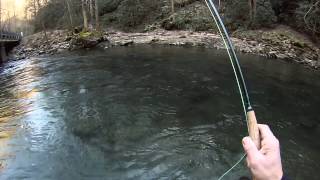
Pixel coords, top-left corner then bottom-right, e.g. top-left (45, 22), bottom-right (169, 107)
top-left (13, 26), bottom-right (320, 69)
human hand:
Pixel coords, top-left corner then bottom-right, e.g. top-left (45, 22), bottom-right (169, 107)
top-left (242, 124), bottom-right (283, 180)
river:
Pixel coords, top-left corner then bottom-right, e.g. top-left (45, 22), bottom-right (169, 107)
top-left (0, 45), bottom-right (319, 179)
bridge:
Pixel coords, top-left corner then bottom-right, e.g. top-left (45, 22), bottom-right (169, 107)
top-left (0, 31), bottom-right (22, 63)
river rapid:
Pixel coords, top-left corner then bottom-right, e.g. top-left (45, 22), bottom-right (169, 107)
top-left (0, 46), bottom-right (319, 179)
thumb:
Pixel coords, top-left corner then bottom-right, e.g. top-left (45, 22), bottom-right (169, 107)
top-left (242, 137), bottom-right (261, 162)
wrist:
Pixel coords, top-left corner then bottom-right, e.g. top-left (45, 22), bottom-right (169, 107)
top-left (266, 168), bottom-right (283, 180)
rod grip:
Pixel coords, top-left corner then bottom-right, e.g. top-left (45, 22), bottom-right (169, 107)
top-left (247, 110), bottom-right (261, 150)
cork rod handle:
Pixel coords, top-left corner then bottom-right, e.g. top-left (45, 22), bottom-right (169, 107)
top-left (247, 110), bottom-right (260, 149)
top-left (247, 110), bottom-right (261, 180)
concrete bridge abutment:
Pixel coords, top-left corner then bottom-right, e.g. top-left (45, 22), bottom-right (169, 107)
top-left (0, 42), bottom-right (7, 63)
top-left (0, 31), bottom-right (22, 64)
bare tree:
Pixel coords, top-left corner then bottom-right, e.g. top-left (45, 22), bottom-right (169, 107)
top-left (171, 0), bottom-right (175, 21)
top-left (248, 0), bottom-right (257, 21)
top-left (89, 0), bottom-right (94, 26)
top-left (82, 0), bottom-right (88, 30)
top-left (304, 0), bottom-right (320, 34)
top-left (33, 0), bottom-right (38, 17)
top-left (95, 0), bottom-right (100, 29)
top-left (25, 0), bottom-right (39, 18)
top-left (35, 0), bottom-right (48, 42)
top-left (66, 0), bottom-right (74, 28)
top-left (36, 0), bottom-right (41, 10)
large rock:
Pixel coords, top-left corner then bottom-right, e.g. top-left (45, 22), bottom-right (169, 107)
top-left (71, 32), bottom-right (105, 49)
top-left (80, 38), bottom-right (103, 48)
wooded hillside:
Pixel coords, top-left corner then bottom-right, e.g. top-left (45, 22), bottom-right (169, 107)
top-left (22, 0), bottom-right (320, 42)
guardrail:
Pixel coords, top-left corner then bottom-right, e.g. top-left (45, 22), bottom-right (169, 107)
top-left (0, 31), bottom-right (22, 41)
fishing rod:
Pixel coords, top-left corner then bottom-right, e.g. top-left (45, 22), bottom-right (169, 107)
top-left (204, 0), bottom-right (260, 178)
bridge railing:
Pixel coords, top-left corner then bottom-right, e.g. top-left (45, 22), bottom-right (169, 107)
top-left (0, 31), bottom-right (22, 41)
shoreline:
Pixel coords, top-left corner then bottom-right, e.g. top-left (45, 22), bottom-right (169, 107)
top-left (13, 27), bottom-right (320, 70)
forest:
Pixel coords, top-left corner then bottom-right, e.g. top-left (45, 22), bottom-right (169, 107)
top-left (15, 0), bottom-right (319, 41)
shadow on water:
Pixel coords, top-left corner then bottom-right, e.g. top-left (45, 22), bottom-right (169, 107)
top-left (0, 45), bottom-right (319, 179)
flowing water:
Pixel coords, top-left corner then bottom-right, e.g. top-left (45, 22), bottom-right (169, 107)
top-left (0, 46), bottom-right (319, 180)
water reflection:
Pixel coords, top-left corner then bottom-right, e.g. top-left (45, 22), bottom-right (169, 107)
top-left (0, 46), bottom-right (319, 179)
top-left (0, 59), bottom-right (43, 171)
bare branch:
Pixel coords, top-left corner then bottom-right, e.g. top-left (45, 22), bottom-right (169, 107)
top-left (304, 0), bottom-right (320, 33)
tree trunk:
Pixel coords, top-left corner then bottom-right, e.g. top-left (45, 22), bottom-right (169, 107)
top-left (36, 0), bottom-right (41, 13)
top-left (42, 22), bottom-right (48, 43)
top-left (66, 0), bottom-right (74, 28)
top-left (95, 0), bottom-right (100, 29)
top-left (36, 0), bottom-right (47, 38)
top-left (82, 0), bottom-right (88, 30)
top-left (171, 0), bottom-right (175, 21)
top-left (252, 0), bottom-right (257, 20)
top-left (89, 0), bottom-right (94, 25)
top-left (249, 0), bottom-right (257, 22)
top-left (33, 0), bottom-right (37, 17)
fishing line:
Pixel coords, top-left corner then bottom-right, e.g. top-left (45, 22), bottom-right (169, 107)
top-left (204, 0), bottom-right (255, 179)
top-left (217, 154), bottom-right (246, 180)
